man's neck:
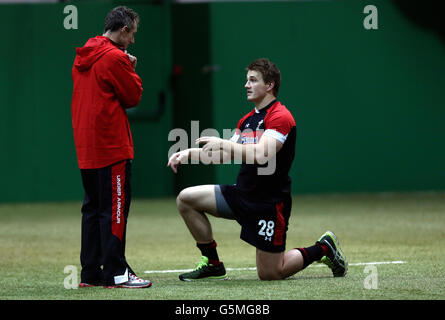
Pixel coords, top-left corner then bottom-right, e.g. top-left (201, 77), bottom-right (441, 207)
top-left (254, 95), bottom-right (276, 110)
top-left (103, 31), bottom-right (122, 48)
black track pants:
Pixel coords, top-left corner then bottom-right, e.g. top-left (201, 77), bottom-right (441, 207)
top-left (79, 160), bottom-right (134, 286)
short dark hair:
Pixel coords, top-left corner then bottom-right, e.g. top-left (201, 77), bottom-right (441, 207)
top-left (104, 6), bottom-right (139, 33)
top-left (247, 58), bottom-right (281, 97)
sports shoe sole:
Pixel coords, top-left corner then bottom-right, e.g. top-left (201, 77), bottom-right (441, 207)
top-left (79, 282), bottom-right (101, 288)
top-left (179, 275), bottom-right (228, 282)
top-left (104, 281), bottom-right (152, 289)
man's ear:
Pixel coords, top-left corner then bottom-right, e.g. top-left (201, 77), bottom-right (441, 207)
top-left (267, 82), bottom-right (275, 92)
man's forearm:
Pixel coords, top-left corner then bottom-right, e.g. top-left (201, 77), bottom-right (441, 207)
top-left (187, 147), bottom-right (232, 164)
top-left (221, 140), bottom-right (258, 164)
top-left (187, 148), bottom-right (201, 162)
top-left (186, 138), bottom-right (274, 165)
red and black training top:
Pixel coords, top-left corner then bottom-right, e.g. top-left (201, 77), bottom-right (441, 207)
top-left (231, 100), bottom-right (297, 202)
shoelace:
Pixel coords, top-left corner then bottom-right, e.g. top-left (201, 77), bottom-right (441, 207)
top-left (129, 273), bottom-right (145, 282)
top-left (195, 257), bottom-right (209, 270)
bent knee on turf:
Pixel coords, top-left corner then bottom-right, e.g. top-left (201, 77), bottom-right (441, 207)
top-left (257, 269), bottom-right (285, 281)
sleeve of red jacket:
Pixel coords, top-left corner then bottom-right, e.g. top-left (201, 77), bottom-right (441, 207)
top-left (101, 51), bottom-right (143, 108)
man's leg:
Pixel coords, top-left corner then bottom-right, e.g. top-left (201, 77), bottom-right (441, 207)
top-left (98, 160), bottom-right (150, 287)
top-left (176, 184), bottom-right (221, 243)
top-left (80, 169), bottom-right (104, 285)
top-left (256, 241), bottom-right (332, 280)
top-left (97, 161), bottom-right (129, 285)
top-left (176, 185), bottom-right (228, 281)
top-left (256, 249), bottom-right (305, 280)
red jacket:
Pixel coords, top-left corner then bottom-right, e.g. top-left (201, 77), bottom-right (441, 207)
top-left (71, 36), bottom-right (142, 169)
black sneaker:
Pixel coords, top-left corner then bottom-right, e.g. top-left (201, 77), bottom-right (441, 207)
top-left (317, 231), bottom-right (348, 277)
top-left (179, 256), bottom-right (228, 281)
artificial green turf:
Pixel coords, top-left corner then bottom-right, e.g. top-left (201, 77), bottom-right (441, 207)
top-left (1, 192), bottom-right (444, 300)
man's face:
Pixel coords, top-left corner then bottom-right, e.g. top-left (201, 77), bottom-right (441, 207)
top-left (119, 21), bottom-right (138, 49)
top-left (245, 70), bottom-right (270, 103)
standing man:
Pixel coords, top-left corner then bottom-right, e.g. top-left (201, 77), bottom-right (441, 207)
top-left (168, 58), bottom-right (347, 281)
top-left (71, 6), bottom-right (151, 288)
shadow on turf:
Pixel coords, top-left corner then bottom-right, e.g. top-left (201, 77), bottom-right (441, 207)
top-left (287, 275), bottom-right (334, 280)
top-left (209, 274), bottom-right (334, 282)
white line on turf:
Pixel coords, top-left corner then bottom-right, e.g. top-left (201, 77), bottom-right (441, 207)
top-left (143, 260), bottom-right (406, 274)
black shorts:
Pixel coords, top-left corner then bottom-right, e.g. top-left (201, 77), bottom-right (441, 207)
top-left (217, 184), bottom-right (291, 253)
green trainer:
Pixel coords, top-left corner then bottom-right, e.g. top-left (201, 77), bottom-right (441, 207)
top-left (317, 231), bottom-right (348, 277)
top-left (179, 256), bottom-right (228, 281)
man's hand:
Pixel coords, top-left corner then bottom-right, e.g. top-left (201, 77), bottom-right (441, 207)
top-left (167, 150), bottom-right (189, 173)
top-left (127, 53), bottom-right (137, 68)
top-left (196, 136), bottom-right (224, 153)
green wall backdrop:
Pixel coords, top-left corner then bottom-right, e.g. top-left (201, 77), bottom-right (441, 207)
top-left (0, 1), bottom-right (173, 202)
top-left (0, 0), bottom-right (444, 203)
top-left (203, 0), bottom-right (445, 194)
